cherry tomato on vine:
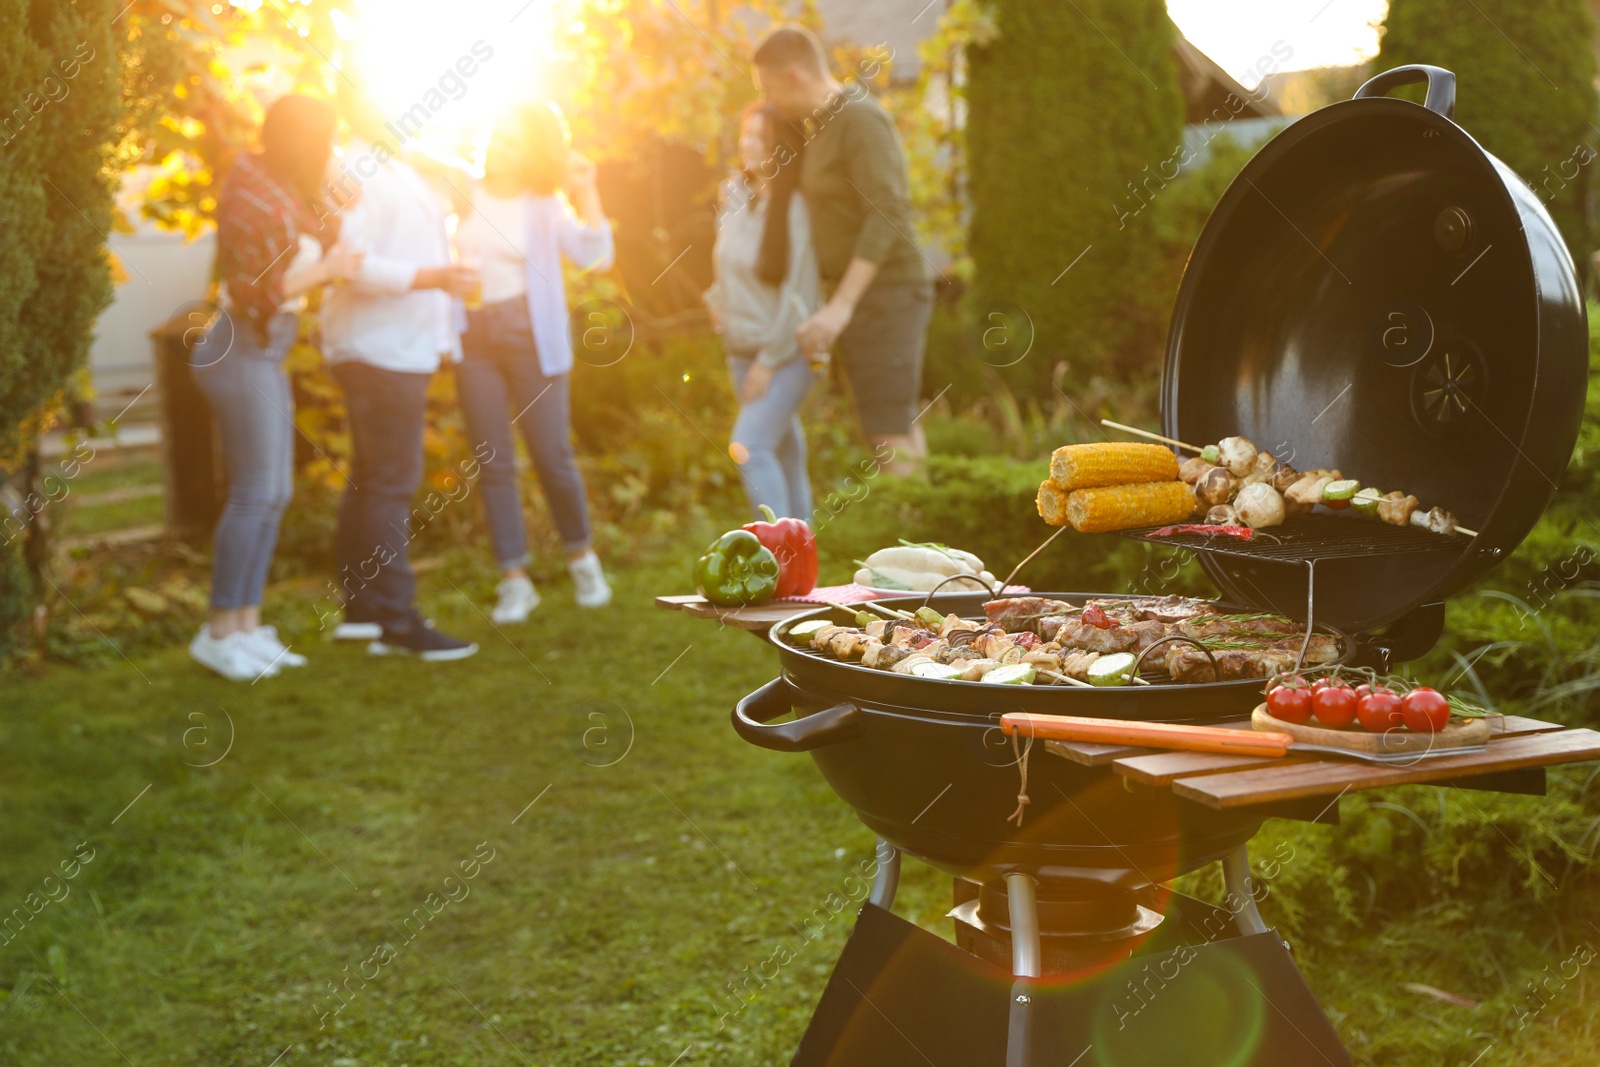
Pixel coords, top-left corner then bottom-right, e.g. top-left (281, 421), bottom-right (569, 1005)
top-left (1312, 684), bottom-right (1359, 728)
top-left (1402, 687), bottom-right (1450, 732)
top-left (1266, 684), bottom-right (1313, 725)
top-left (1356, 689), bottom-right (1404, 732)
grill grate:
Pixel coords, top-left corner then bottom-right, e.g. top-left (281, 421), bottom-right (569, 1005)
top-left (1119, 513), bottom-right (1467, 565)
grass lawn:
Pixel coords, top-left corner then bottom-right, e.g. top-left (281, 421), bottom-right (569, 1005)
top-left (4, 501), bottom-right (1597, 1065)
top-left (0, 558), bottom-right (960, 1066)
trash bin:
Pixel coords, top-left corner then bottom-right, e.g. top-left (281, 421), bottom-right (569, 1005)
top-left (150, 305), bottom-right (223, 543)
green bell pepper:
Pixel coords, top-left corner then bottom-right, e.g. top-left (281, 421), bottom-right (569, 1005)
top-left (694, 529), bottom-right (780, 606)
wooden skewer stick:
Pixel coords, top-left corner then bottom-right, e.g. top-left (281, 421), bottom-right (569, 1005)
top-left (1100, 419), bottom-right (1204, 454)
top-left (998, 525), bottom-right (1068, 594)
top-left (827, 600), bottom-right (913, 620)
top-left (1036, 668), bottom-right (1094, 688)
top-left (1455, 526), bottom-right (1479, 538)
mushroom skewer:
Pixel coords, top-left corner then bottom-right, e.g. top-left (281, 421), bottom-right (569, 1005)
top-left (1102, 421), bottom-right (1479, 538)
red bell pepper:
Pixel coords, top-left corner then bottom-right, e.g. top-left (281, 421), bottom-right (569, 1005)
top-left (742, 506), bottom-right (818, 597)
top-left (1082, 605), bottom-right (1117, 629)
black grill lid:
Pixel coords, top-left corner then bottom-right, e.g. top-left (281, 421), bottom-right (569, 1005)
top-left (1162, 66), bottom-right (1588, 635)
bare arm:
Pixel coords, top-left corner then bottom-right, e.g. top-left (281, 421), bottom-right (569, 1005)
top-left (281, 241), bottom-right (363, 297)
top-left (797, 257), bottom-right (876, 355)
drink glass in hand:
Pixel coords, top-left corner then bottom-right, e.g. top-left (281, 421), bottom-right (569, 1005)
top-left (460, 261), bottom-right (484, 310)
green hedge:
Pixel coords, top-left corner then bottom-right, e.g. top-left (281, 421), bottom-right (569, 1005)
top-left (965, 0), bottom-right (1185, 390)
top-left (0, 1), bottom-right (123, 655)
top-left (810, 453), bottom-right (1209, 597)
top-left (1377, 0), bottom-right (1597, 261)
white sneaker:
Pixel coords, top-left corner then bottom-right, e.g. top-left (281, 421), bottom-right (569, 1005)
top-left (332, 618), bottom-right (383, 641)
top-left (490, 576), bottom-right (540, 624)
top-left (569, 551), bottom-right (612, 608)
top-left (190, 626), bottom-right (281, 682)
top-left (246, 625), bottom-right (308, 668)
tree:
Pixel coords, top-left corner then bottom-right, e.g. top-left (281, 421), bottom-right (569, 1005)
top-left (1, 0), bottom-right (132, 647)
top-left (964, 0), bottom-right (1184, 389)
top-left (0, 0), bottom-right (124, 452)
top-left (1377, 0), bottom-right (1598, 261)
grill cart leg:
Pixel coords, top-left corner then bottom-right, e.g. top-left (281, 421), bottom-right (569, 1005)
top-left (1004, 872), bottom-right (1040, 1067)
top-left (1222, 844), bottom-right (1270, 937)
top-left (869, 838), bottom-right (900, 910)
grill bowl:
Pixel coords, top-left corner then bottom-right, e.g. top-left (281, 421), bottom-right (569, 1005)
top-left (734, 591), bottom-right (1336, 895)
top-left (768, 591), bottom-right (1348, 721)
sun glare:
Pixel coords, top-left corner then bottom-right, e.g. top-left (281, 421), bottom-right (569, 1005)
top-left (1168, 0), bottom-right (1388, 86)
top-left (346, 0), bottom-right (568, 156)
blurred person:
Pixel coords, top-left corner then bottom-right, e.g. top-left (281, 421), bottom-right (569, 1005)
top-left (452, 102), bottom-right (614, 622)
top-left (319, 121), bottom-right (482, 661)
top-left (704, 103), bottom-right (821, 520)
top-left (189, 93), bottom-right (362, 682)
top-left (754, 25), bottom-right (933, 476)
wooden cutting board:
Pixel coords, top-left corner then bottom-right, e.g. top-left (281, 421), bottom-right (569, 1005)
top-left (1251, 703), bottom-right (1492, 756)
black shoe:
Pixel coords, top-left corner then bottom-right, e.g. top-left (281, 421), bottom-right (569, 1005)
top-left (368, 623), bottom-right (478, 662)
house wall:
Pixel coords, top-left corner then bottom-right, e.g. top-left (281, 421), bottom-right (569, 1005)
top-left (90, 186), bottom-right (214, 419)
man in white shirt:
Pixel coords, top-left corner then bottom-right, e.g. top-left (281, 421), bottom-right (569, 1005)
top-left (322, 141), bottom-right (480, 661)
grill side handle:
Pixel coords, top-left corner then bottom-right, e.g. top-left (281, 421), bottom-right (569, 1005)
top-left (731, 678), bottom-right (863, 753)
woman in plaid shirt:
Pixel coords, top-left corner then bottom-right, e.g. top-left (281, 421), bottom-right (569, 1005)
top-left (188, 94), bottom-right (362, 682)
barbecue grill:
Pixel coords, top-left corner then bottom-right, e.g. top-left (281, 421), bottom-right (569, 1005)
top-left (724, 66), bottom-right (1589, 1066)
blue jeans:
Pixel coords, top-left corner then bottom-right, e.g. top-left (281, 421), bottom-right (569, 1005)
top-left (727, 355), bottom-right (815, 520)
top-left (331, 361), bottom-right (432, 628)
top-left (189, 310), bottom-right (297, 609)
top-left (456, 298), bottom-right (591, 567)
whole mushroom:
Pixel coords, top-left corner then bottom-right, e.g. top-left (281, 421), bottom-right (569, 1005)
top-left (1234, 482), bottom-right (1287, 529)
top-left (1178, 455), bottom-right (1212, 485)
top-left (1196, 466), bottom-right (1240, 507)
top-left (1206, 504), bottom-right (1240, 526)
top-left (1217, 436), bottom-right (1259, 477)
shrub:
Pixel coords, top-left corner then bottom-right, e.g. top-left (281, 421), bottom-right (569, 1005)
top-left (0, 2), bottom-right (126, 654)
top-left (812, 453), bottom-right (1207, 596)
top-left (965, 0), bottom-right (1185, 390)
top-left (1377, 0), bottom-right (1598, 261)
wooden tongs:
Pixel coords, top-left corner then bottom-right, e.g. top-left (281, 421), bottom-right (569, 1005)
top-left (1001, 713), bottom-right (1292, 758)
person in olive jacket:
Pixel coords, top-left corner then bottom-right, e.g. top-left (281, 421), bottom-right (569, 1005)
top-left (754, 24), bottom-right (932, 476)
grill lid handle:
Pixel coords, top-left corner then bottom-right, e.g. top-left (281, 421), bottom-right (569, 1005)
top-left (1354, 64), bottom-right (1456, 120)
top-left (731, 677), bottom-right (863, 753)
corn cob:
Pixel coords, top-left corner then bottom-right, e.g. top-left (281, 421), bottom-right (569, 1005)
top-left (1049, 442), bottom-right (1179, 491)
top-left (1066, 481), bottom-right (1197, 533)
top-left (1036, 480), bottom-right (1070, 527)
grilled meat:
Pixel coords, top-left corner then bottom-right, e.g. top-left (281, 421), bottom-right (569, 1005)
top-left (1379, 491), bottom-right (1420, 527)
top-left (983, 596), bottom-right (1077, 632)
top-left (1165, 646), bottom-right (1299, 684)
top-left (864, 644), bottom-right (913, 670)
top-left (1118, 595), bottom-right (1218, 623)
top-left (1055, 617), bottom-right (1166, 654)
top-left (806, 598), bottom-right (1342, 686)
top-left (1178, 615), bottom-right (1305, 641)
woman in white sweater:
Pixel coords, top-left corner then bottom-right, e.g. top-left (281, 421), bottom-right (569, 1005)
top-left (454, 102), bottom-right (614, 622)
top-left (704, 104), bottom-right (821, 520)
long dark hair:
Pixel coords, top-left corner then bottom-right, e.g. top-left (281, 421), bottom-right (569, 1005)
top-left (743, 103), bottom-right (805, 287)
top-left (488, 101), bottom-right (570, 197)
top-left (259, 93), bottom-right (337, 210)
